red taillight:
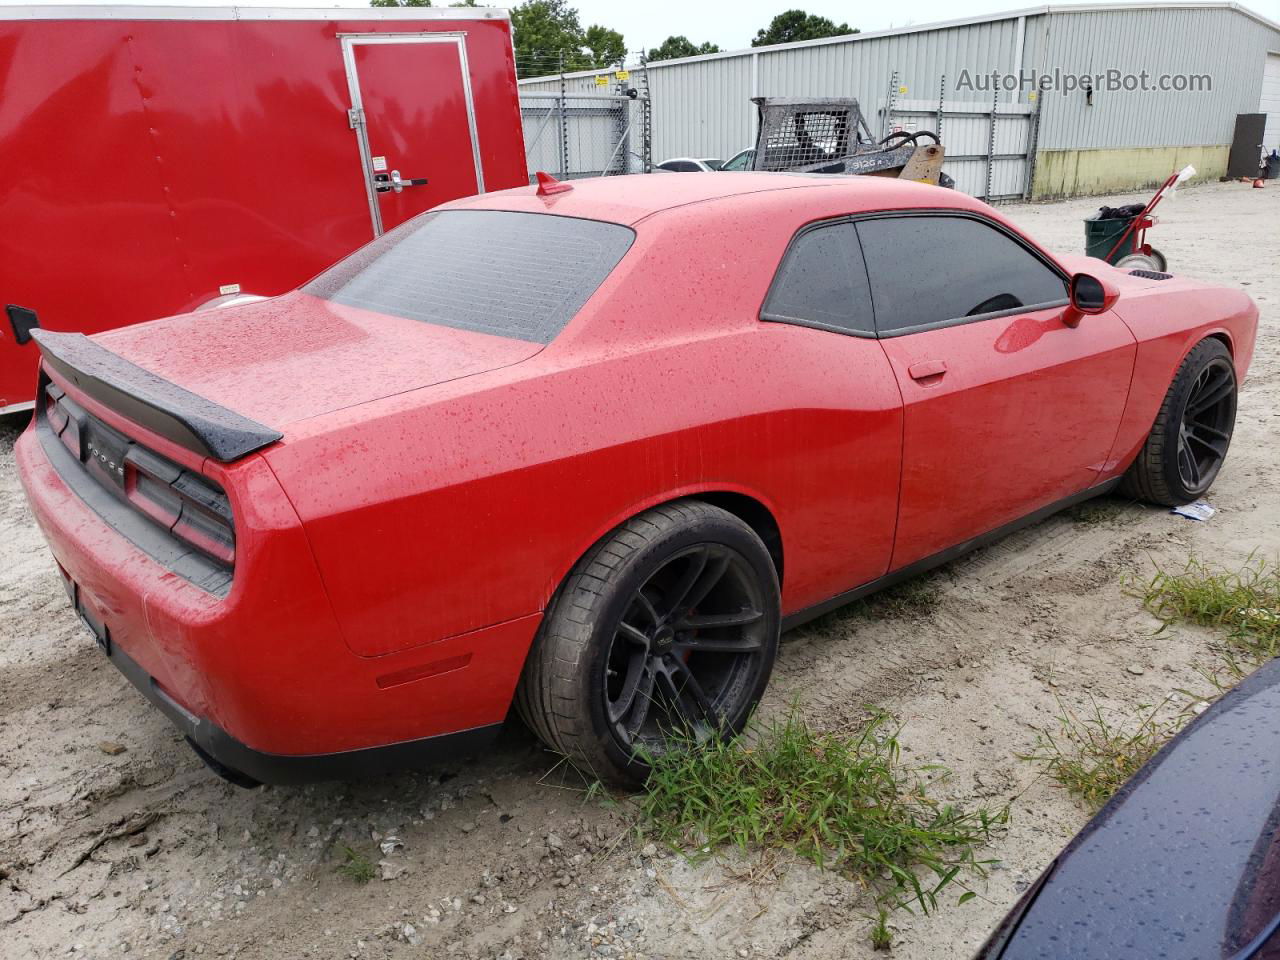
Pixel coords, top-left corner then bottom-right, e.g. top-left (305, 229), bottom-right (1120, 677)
top-left (41, 378), bottom-right (239, 586)
top-left (122, 440), bottom-right (236, 567)
top-left (173, 505), bottom-right (236, 566)
top-left (124, 447), bottom-right (182, 529)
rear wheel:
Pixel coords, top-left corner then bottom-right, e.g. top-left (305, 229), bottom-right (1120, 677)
top-left (1120, 337), bottom-right (1237, 505)
top-left (516, 501), bottom-right (780, 786)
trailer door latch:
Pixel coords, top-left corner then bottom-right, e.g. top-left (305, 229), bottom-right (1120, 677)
top-left (373, 171), bottom-right (429, 194)
top-left (347, 107), bottom-right (365, 129)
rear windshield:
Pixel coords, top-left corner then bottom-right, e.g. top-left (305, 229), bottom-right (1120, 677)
top-left (304, 209), bottom-right (635, 344)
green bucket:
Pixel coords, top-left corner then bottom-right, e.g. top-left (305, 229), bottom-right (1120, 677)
top-left (1083, 215), bottom-right (1135, 266)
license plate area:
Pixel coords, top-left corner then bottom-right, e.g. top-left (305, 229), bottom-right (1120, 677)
top-left (62, 571), bottom-right (111, 656)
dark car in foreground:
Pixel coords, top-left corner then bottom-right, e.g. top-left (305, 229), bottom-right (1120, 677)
top-left (978, 658), bottom-right (1280, 959)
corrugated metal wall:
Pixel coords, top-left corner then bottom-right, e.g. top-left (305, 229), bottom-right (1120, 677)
top-left (520, 16), bottom-right (1035, 161)
top-left (1034, 6), bottom-right (1280, 149)
top-left (519, 4), bottom-right (1280, 170)
top-left (647, 56), bottom-right (755, 161)
top-left (653, 16), bottom-right (1032, 161)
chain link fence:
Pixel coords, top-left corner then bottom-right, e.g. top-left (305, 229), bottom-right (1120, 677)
top-left (518, 58), bottom-right (652, 182)
top-left (520, 92), bottom-right (651, 180)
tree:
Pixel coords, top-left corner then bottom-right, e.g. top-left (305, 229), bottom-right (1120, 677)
top-left (509, 0), bottom-right (625, 75)
top-left (646, 35), bottom-right (721, 62)
top-left (752, 10), bottom-right (858, 47)
top-left (583, 24), bottom-right (626, 67)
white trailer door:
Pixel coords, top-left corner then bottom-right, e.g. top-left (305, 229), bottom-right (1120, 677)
top-left (1262, 52), bottom-right (1280, 154)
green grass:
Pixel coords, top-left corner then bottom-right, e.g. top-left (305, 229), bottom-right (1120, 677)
top-left (870, 909), bottom-right (894, 950)
top-left (335, 845), bottom-right (376, 884)
top-left (1131, 555), bottom-right (1280, 670)
top-left (1026, 556), bottom-right (1279, 811)
top-left (1021, 697), bottom-right (1188, 812)
top-left (639, 710), bottom-right (1005, 920)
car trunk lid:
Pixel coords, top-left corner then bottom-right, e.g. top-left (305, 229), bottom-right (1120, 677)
top-left (93, 291), bottom-right (543, 430)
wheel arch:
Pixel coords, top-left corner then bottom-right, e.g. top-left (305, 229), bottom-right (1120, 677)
top-left (1206, 329), bottom-right (1234, 359)
top-left (540, 485), bottom-right (786, 611)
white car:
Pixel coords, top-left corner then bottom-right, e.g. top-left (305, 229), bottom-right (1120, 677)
top-left (654, 157), bottom-right (723, 172)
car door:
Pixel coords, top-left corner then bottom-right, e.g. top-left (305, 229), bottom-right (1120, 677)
top-left (856, 213), bottom-right (1137, 570)
top-left (759, 219), bottom-right (902, 599)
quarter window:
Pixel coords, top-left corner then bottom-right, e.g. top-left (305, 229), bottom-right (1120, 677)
top-left (856, 216), bottom-right (1067, 336)
top-left (761, 221), bottom-right (874, 336)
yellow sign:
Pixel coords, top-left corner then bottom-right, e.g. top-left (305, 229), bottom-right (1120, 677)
top-left (898, 85), bottom-right (908, 95)
top-left (1027, 92), bottom-right (1038, 102)
top-left (594, 75), bottom-right (609, 86)
top-left (615, 70), bottom-right (630, 81)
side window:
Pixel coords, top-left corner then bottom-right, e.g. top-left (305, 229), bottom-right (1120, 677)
top-left (659, 160), bottom-right (698, 172)
top-left (856, 216), bottom-right (1068, 336)
top-left (761, 221), bottom-right (874, 336)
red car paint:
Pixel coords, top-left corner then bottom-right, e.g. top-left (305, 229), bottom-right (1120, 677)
top-left (15, 173), bottom-right (1258, 778)
top-left (0, 6), bottom-right (527, 413)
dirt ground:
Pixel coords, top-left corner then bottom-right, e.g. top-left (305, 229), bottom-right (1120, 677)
top-left (2, 179), bottom-right (1278, 960)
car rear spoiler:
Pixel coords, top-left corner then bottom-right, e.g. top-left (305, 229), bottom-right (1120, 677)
top-left (30, 330), bottom-right (282, 462)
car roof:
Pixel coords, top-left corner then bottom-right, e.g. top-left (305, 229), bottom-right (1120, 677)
top-left (443, 172), bottom-right (981, 226)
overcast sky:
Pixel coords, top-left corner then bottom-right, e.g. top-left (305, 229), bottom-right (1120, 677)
top-left (5, 0), bottom-right (1279, 53)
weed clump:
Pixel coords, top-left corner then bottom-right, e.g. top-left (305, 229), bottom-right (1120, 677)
top-left (639, 710), bottom-right (1005, 917)
top-left (1022, 698), bottom-right (1188, 812)
top-left (1026, 556), bottom-right (1278, 811)
top-left (336, 845), bottom-right (376, 884)
top-left (1132, 555), bottom-right (1280, 669)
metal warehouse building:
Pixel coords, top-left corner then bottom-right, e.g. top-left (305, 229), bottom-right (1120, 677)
top-left (519, 2), bottom-right (1280, 200)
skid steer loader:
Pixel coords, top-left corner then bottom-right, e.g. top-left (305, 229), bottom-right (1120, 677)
top-left (748, 97), bottom-right (951, 187)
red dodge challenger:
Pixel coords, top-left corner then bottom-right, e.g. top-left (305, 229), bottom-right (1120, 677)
top-left (16, 173), bottom-right (1256, 786)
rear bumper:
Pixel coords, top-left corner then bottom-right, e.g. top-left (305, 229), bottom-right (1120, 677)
top-left (15, 409), bottom-right (541, 781)
top-left (106, 640), bottom-right (500, 786)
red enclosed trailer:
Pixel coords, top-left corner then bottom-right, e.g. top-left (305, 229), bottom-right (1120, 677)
top-left (0, 5), bottom-right (527, 413)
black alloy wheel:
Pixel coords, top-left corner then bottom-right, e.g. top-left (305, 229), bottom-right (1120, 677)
top-left (603, 543), bottom-right (771, 755)
top-left (516, 501), bottom-right (781, 786)
top-left (1175, 355), bottom-right (1236, 493)
top-left (1121, 337), bottom-right (1237, 506)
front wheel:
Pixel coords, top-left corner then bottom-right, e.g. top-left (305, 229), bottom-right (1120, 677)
top-left (516, 501), bottom-right (781, 786)
top-left (1120, 337), bottom-right (1237, 505)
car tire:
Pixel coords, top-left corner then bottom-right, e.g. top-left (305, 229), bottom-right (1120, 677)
top-left (1120, 337), bottom-right (1237, 506)
top-left (516, 500), bottom-right (781, 787)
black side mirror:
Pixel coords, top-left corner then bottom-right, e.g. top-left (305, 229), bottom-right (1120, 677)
top-left (1070, 273), bottom-right (1108, 313)
top-left (1062, 272), bottom-right (1118, 328)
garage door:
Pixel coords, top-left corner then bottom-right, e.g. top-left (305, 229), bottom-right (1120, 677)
top-left (1262, 52), bottom-right (1280, 154)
